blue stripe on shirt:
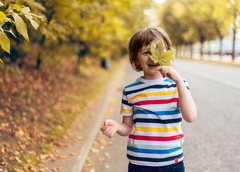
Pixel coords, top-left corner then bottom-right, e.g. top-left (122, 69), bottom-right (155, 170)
top-left (133, 109), bottom-right (181, 116)
top-left (125, 81), bottom-right (145, 89)
top-left (127, 146), bottom-right (182, 154)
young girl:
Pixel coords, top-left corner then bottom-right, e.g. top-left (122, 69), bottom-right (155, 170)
top-left (100, 27), bottom-right (197, 172)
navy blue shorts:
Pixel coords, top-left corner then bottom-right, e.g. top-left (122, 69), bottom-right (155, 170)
top-left (128, 161), bottom-right (185, 172)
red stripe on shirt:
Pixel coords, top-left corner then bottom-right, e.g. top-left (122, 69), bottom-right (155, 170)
top-left (134, 98), bottom-right (178, 105)
top-left (129, 134), bottom-right (184, 141)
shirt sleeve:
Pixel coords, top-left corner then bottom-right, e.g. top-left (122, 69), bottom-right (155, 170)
top-left (120, 88), bottom-right (133, 116)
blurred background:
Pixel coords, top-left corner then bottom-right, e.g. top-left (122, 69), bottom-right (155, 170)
top-left (0, 0), bottom-right (239, 171)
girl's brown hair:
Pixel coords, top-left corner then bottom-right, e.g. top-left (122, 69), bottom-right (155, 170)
top-left (128, 27), bottom-right (173, 71)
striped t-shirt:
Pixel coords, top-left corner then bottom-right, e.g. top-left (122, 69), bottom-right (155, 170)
top-left (120, 76), bottom-right (189, 167)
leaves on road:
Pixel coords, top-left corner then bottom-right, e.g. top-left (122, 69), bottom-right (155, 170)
top-left (84, 136), bottom-right (114, 172)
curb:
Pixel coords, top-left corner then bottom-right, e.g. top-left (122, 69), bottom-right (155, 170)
top-left (71, 59), bottom-right (127, 172)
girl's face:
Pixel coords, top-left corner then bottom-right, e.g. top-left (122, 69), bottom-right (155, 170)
top-left (137, 39), bottom-right (163, 80)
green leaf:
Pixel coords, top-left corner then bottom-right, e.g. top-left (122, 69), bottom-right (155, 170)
top-left (12, 13), bottom-right (29, 42)
top-left (148, 41), bottom-right (175, 66)
top-left (0, 31), bottom-right (10, 53)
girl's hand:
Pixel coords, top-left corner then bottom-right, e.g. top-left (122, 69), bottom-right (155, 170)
top-left (158, 66), bottom-right (182, 84)
top-left (100, 119), bottom-right (119, 138)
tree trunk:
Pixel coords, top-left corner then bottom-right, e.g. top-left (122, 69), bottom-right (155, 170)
top-left (232, 10), bottom-right (237, 62)
top-left (101, 58), bottom-right (111, 70)
top-left (232, 25), bottom-right (236, 62)
top-left (208, 41), bottom-right (211, 59)
top-left (175, 44), bottom-right (179, 57)
top-left (190, 43), bottom-right (193, 59)
top-left (200, 41), bottom-right (204, 59)
top-left (35, 35), bottom-right (46, 69)
top-left (219, 37), bottom-right (223, 59)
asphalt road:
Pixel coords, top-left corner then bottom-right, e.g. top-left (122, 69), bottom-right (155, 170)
top-left (175, 59), bottom-right (240, 172)
top-left (83, 59), bottom-right (240, 172)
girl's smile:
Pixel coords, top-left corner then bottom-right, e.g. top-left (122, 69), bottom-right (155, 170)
top-left (148, 63), bottom-right (159, 68)
top-left (137, 39), bottom-right (163, 80)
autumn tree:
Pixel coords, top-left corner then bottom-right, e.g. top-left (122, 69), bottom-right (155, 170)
top-left (158, 0), bottom-right (191, 57)
top-left (226, 0), bottom-right (240, 61)
top-left (0, 0), bottom-right (43, 65)
top-left (158, 0), bottom-right (236, 60)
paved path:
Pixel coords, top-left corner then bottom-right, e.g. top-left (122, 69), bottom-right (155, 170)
top-left (82, 62), bottom-right (142, 172)
top-left (42, 59), bottom-right (128, 172)
top-left (83, 59), bottom-right (240, 172)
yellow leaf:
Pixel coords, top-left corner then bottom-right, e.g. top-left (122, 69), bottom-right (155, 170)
top-left (0, 1), bottom-right (4, 7)
top-left (24, 163), bottom-right (31, 170)
top-left (9, 156), bottom-right (15, 160)
top-left (69, 152), bottom-right (77, 156)
top-left (21, 7), bottom-right (40, 30)
top-left (40, 17), bottom-right (44, 22)
top-left (12, 13), bottom-right (29, 42)
top-left (104, 152), bottom-right (111, 159)
top-left (1, 147), bottom-right (5, 153)
top-left (148, 41), bottom-right (175, 66)
top-left (16, 6), bottom-right (22, 11)
top-left (0, 31), bottom-right (10, 53)
top-left (0, 59), bottom-right (3, 64)
top-left (0, 11), bottom-right (6, 23)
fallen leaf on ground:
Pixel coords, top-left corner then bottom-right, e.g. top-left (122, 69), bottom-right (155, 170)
top-left (98, 157), bottom-right (106, 163)
top-left (107, 141), bottom-right (113, 146)
top-left (105, 163), bottom-right (110, 169)
top-left (75, 135), bottom-right (83, 140)
top-left (57, 155), bottom-right (68, 159)
top-left (69, 152), bottom-right (77, 156)
top-left (104, 152), bottom-right (111, 159)
top-left (89, 168), bottom-right (95, 172)
top-left (91, 148), bottom-right (99, 154)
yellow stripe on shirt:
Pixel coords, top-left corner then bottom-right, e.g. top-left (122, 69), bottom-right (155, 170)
top-left (135, 125), bottom-right (182, 133)
top-left (121, 107), bottom-right (133, 113)
top-left (128, 90), bottom-right (178, 102)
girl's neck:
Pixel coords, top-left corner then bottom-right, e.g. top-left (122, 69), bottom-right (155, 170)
top-left (143, 73), bottom-right (163, 80)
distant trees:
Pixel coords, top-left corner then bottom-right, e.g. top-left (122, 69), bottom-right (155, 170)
top-left (158, 0), bottom-right (240, 61)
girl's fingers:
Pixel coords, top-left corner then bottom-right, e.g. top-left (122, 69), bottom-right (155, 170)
top-left (109, 130), bottom-right (114, 138)
top-left (100, 125), bottom-right (107, 132)
top-left (106, 128), bottom-right (113, 138)
top-left (103, 127), bottom-right (112, 136)
top-left (104, 119), bottom-right (110, 126)
top-left (101, 119), bottom-right (118, 138)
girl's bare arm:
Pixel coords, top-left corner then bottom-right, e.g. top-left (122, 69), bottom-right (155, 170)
top-left (101, 116), bottom-right (133, 138)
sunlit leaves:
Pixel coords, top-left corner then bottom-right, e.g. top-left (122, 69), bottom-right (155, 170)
top-left (0, 31), bottom-right (10, 53)
top-left (0, 1), bottom-right (44, 56)
top-left (12, 13), bottom-right (29, 42)
top-left (0, 1), bottom-right (4, 7)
